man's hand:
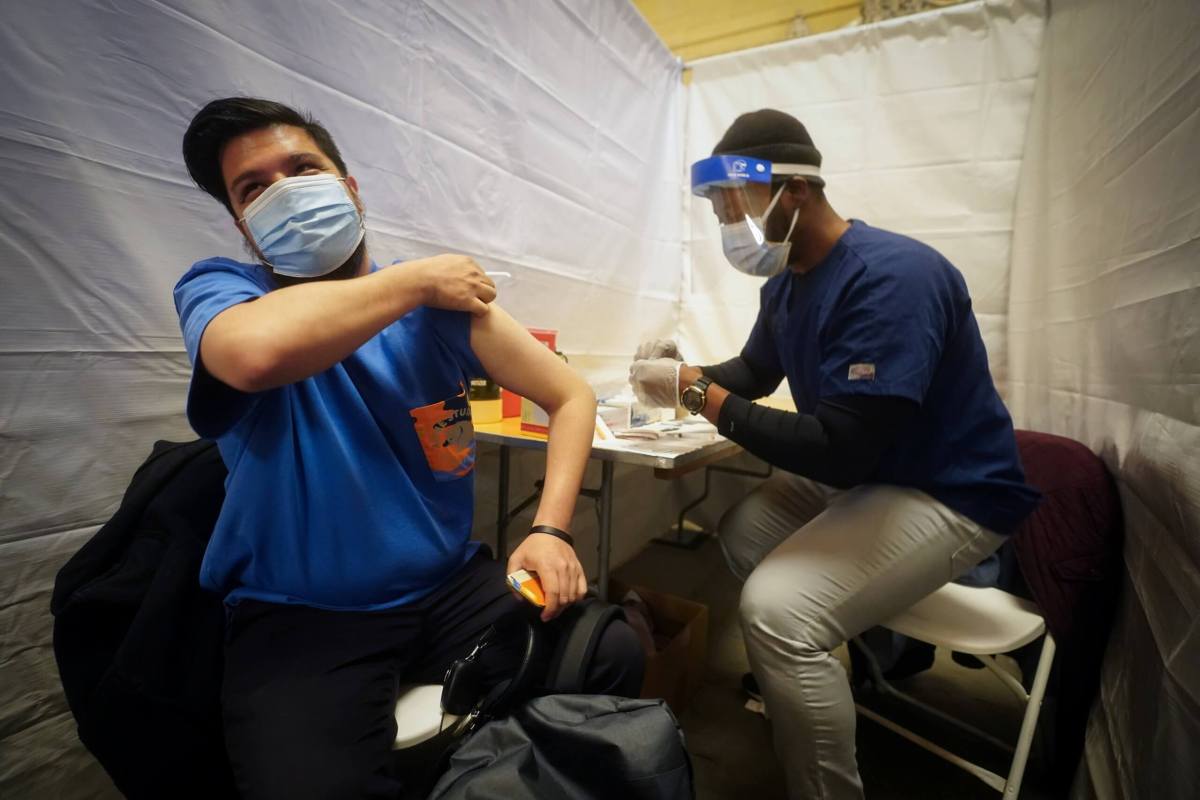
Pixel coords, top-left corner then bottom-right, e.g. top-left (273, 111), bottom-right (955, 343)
top-left (401, 254), bottom-right (496, 316)
top-left (629, 357), bottom-right (682, 407)
top-left (507, 533), bottom-right (588, 622)
top-left (677, 364), bottom-right (703, 395)
top-left (634, 339), bottom-right (682, 361)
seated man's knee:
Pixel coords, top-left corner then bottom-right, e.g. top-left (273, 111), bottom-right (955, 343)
top-left (583, 618), bottom-right (645, 698)
top-left (739, 565), bottom-right (824, 653)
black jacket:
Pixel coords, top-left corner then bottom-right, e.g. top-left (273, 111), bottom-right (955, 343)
top-left (51, 439), bottom-right (236, 800)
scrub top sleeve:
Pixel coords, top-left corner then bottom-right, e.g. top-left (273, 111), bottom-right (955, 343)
top-left (739, 297), bottom-right (784, 378)
top-left (818, 270), bottom-right (948, 405)
top-left (425, 308), bottom-right (488, 380)
top-left (174, 264), bottom-right (266, 438)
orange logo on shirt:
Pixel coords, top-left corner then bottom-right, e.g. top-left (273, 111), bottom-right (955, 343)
top-left (410, 383), bottom-right (476, 480)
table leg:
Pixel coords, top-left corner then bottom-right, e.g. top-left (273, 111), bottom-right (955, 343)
top-left (654, 462), bottom-right (773, 549)
top-left (597, 461), bottom-right (614, 602)
top-left (496, 445), bottom-right (510, 561)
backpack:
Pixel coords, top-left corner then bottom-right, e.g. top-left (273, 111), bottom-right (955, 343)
top-left (423, 601), bottom-right (695, 800)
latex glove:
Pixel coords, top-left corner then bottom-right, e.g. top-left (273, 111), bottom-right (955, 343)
top-left (634, 339), bottom-right (682, 362)
top-left (629, 358), bottom-right (682, 408)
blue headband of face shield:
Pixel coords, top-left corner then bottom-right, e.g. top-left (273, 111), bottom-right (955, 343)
top-left (689, 155), bottom-right (822, 198)
top-left (690, 155), bottom-right (772, 194)
top-left (690, 155), bottom-right (823, 278)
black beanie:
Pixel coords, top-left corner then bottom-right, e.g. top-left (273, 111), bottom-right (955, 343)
top-left (712, 109), bottom-right (824, 186)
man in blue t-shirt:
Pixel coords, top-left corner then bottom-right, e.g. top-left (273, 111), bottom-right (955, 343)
top-left (629, 109), bottom-right (1039, 800)
top-left (176, 97), bottom-right (642, 799)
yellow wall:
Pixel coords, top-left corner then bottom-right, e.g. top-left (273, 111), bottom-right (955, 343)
top-left (633, 0), bottom-right (862, 62)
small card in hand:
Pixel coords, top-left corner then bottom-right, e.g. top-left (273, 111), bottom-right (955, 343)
top-left (506, 569), bottom-right (546, 608)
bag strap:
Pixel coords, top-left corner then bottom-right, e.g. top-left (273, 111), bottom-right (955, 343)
top-left (544, 598), bottom-right (626, 694)
top-left (483, 614), bottom-right (540, 716)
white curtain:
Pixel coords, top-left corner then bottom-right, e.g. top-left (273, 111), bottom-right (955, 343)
top-left (681, 0), bottom-right (1046, 396)
top-left (0, 2), bottom-right (680, 795)
top-left (1006, 0), bottom-right (1200, 796)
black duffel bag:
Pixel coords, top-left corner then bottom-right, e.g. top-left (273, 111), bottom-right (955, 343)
top-left (421, 599), bottom-right (694, 799)
top-left (428, 693), bottom-right (693, 799)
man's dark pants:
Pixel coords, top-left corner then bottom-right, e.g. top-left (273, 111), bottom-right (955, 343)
top-left (221, 548), bottom-right (644, 799)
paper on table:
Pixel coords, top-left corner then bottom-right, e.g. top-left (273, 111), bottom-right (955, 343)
top-left (594, 420), bottom-right (723, 457)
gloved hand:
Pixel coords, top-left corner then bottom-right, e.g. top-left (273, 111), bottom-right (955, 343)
top-left (634, 339), bottom-right (682, 362)
top-left (629, 358), bottom-right (682, 408)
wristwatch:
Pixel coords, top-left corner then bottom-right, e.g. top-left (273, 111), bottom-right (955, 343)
top-left (680, 376), bottom-right (713, 415)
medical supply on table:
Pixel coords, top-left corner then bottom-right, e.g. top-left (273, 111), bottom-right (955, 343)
top-left (506, 569), bottom-right (546, 608)
top-left (594, 414), bottom-right (616, 441)
top-left (598, 401), bottom-right (632, 431)
top-left (468, 377), bottom-right (502, 424)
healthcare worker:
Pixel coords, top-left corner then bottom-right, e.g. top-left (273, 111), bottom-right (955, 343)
top-left (629, 109), bottom-right (1039, 800)
top-left (176, 97), bottom-right (642, 799)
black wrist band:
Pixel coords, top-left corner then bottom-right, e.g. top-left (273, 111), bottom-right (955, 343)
top-left (529, 524), bottom-right (574, 547)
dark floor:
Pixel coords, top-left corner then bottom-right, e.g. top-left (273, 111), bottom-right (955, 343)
top-left (611, 536), bottom-right (1059, 800)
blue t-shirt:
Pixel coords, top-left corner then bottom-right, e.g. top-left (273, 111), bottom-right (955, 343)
top-left (742, 220), bottom-right (1039, 534)
top-left (174, 257), bottom-right (486, 609)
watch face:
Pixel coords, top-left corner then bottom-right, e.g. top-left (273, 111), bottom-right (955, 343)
top-left (682, 386), bottom-right (703, 413)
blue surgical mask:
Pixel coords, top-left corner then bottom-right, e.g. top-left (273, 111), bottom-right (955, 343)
top-left (719, 184), bottom-right (798, 278)
top-left (240, 174), bottom-right (365, 278)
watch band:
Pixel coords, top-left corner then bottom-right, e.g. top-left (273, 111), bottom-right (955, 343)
top-left (529, 524), bottom-right (575, 547)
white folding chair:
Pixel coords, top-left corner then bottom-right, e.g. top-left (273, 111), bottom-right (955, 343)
top-left (853, 583), bottom-right (1056, 799)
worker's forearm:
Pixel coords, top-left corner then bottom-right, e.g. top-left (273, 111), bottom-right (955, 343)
top-left (700, 355), bottom-right (782, 400)
top-left (717, 394), bottom-right (918, 488)
top-left (205, 265), bottom-right (426, 392)
top-left (531, 390), bottom-right (597, 532)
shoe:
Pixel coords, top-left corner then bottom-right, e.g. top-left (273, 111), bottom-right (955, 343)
top-left (741, 671), bottom-right (762, 703)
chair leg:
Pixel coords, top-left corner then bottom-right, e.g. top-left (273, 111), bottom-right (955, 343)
top-left (1004, 633), bottom-right (1056, 799)
top-left (852, 637), bottom-right (1013, 753)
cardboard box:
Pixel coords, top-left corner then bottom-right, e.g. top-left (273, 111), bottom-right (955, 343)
top-left (609, 580), bottom-right (709, 715)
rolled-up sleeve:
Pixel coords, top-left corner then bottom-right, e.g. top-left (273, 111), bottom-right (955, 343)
top-left (173, 258), bottom-right (268, 437)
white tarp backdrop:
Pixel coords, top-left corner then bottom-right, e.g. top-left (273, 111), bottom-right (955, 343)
top-left (682, 0), bottom-right (1046, 397)
top-left (1007, 0), bottom-right (1200, 796)
top-left (4, 0), bottom-right (1196, 797)
top-left (0, 1), bottom-right (680, 795)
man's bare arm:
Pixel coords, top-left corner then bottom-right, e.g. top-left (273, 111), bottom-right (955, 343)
top-left (200, 254), bottom-right (495, 392)
top-left (470, 306), bottom-right (596, 620)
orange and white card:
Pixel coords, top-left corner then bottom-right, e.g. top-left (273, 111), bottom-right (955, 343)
top-left (506, 569), bottom-right (546, 608)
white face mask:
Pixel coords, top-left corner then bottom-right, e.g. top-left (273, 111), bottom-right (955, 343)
top-left (719, 183), bottom-right (799, 278)
top-left (240, 174), bottom-right (365, 278)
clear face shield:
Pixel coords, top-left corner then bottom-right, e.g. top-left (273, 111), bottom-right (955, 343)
top-left (690, 155), bottom-right (821, 278)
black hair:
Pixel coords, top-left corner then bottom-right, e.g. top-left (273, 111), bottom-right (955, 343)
top-left (714, 108), bottom-right (826, 189)
top-left (182, 97), bottom-right (348, 216)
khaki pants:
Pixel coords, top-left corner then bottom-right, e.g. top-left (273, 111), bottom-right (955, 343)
top-left (719, 472), bottom-right (1005, 800)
